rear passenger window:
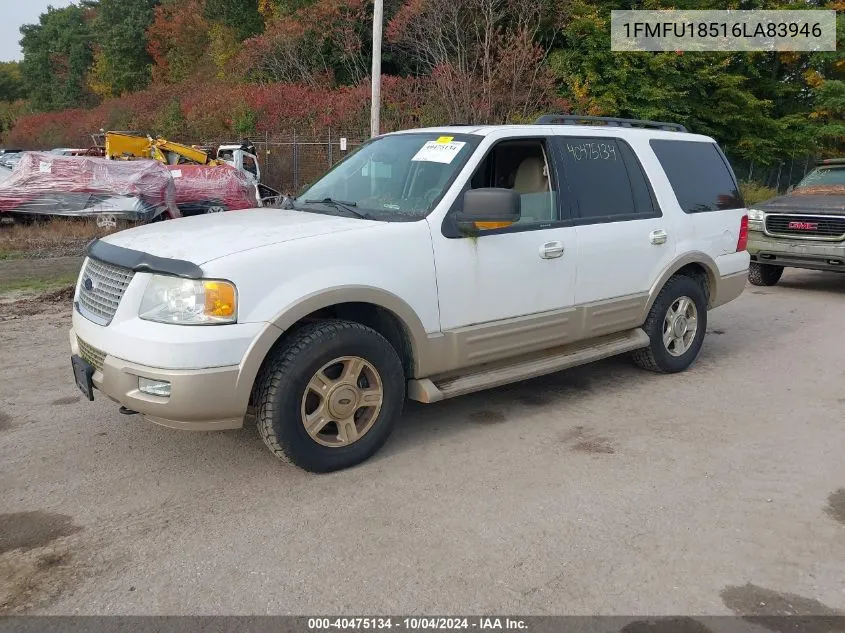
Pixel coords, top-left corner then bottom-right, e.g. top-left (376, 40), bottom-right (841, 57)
top-left (650, 140), bottom-right (742, 212)
top-left (554, 137), bottom-right (657, 222)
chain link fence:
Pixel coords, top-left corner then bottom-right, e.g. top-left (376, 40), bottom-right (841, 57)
top-left (210, 131), bottom-right (368, 196)
top-left (731, 153), bottom-right (821, 193)
top-left (64, 129), bottom-right (369, 198)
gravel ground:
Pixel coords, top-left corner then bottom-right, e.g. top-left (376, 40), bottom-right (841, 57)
top-left (0, 269), bottom-right (843, 616)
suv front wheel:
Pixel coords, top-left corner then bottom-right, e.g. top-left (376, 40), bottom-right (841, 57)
top-left (748, 262), bottom-right (783, 286)
top-left (254, 320), bottom-right (405, 472)
top-left (632, 275), bottom-right (708, 373)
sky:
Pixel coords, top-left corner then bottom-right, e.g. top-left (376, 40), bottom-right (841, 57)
top-left (0, 0), bottom-right (76, 62)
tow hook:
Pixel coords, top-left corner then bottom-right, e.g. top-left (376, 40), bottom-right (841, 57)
top-left (119, 406), bottom-right (138, 415)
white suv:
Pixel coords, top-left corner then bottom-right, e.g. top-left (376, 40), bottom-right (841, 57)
top-left (69, 116), bottom-right (749, 471)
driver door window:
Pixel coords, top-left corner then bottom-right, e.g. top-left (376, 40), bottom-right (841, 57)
top-left (242, 154), bottom-right (258, 178)
top-left (469, 139), bottom-right (559, 227)
top-left (431, 135), bottom-right (576, 330)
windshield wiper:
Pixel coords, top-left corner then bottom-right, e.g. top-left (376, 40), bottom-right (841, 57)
top-left (303, 197), bottom-right (374, 220)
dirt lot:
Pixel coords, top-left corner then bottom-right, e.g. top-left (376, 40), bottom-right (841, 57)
top-left (0, 269), bottom-right (844, 616)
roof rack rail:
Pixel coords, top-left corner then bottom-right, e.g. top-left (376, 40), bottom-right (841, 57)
top-left (535, 114), bottom-right (688, 133)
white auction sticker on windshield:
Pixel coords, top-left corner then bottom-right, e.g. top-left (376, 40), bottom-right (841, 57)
top-left (412, 140), bottom-right (466, 164)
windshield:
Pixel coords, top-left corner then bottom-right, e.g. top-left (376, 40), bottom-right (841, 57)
top-left (295, 133), bottom-right (480, 220)
top-left (795, 165), bottom-right (845, 192)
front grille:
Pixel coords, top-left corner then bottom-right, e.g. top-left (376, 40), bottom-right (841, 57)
top-left (765, 214), bottom-right (845, 241)
top-left (77, 337), bottom-right (106, 372)
top-left (77, 258), bottom-right (134, 326)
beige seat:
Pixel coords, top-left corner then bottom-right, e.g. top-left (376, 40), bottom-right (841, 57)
top-left (513, 157), bottom-right (553, 222)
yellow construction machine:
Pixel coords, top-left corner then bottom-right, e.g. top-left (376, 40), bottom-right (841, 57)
top-left (104, 131), bottom-right (218, 166)
top-left (103, 131), bottom-right (280, 206)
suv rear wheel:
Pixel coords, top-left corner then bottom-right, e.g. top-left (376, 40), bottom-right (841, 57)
top-left (632, 275), bottom-right (708, 373)
top-left (254, 320), bottom-right (405, 472)
top-left (748, 262), bottom-right (783, 286)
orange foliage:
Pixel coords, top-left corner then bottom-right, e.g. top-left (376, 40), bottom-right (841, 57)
top-left (147, 0), bottom-right (212, 83)
top-left (4, 77), bottom-right (433, 148)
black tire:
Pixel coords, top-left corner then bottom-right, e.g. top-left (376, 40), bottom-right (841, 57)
top-left (175, 200), bottom-right (228, 217)
top-left (203, 202), bottom-right (228, 215)
top-left (254, 319), bottom-right (405, 472)
top-left (632, 275), bottom-right (708, 374)
top-left (748, 262), bottom-right (783, 286)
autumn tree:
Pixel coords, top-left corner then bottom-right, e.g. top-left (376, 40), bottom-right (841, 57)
top-left (387, 0), bottom-right (562, 123)
top-left (147, 0), bottom-right (213, 83)
top-left (19, 4), bottom-right (96, 111)
top-left (238, 0), bottom-right (370, 86)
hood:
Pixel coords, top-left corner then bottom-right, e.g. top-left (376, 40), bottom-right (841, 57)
top-left (102, 208), bottom-right (377, 264)
top-left (754, 193), bottom-right (845, 216)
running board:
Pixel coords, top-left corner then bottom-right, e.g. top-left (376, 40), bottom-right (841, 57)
top-left (407, 328), bottom-right (650, 403)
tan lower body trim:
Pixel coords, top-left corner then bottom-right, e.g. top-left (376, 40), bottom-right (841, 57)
top-left (711, 271), bottom-right (747, 308)
top-left (417, 293), bottom-right (648, 378)
top-left (409, 328), bottom-right (649, 403)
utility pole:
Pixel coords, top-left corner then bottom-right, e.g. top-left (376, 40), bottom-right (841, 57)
top-left (370, 0), bottom-right (383, 138)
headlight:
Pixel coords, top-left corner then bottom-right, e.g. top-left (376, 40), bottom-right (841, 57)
top-left (139, 275), bottom-right (237, 325)
top-left (747, 208), bottom-right (764, 231)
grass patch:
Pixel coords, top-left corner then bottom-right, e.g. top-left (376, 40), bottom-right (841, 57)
top-left (0, 274), bottom-right (77, 295)
top-left (0, 219), bottom-right (116, 259)
top-left (0, 250), bottom-right (25, 260)
top-left (740, 181), bottom-right (779, 206)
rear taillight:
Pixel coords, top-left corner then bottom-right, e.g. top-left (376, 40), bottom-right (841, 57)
top-left (736, 214), bottom-right (749, 252)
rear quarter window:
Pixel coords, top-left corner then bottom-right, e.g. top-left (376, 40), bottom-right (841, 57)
top-left (650, 139), bottom-right (743, 213)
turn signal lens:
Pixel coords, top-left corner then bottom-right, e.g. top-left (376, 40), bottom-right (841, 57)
top-left (203, 281), bottom-right (236, 318)
top-left (475, 221), bottom-right (515, 230)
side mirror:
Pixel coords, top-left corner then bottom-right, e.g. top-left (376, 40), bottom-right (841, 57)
top-left (455, 188), bottom-right (520, 232)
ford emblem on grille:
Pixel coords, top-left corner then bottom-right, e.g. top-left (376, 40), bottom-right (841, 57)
top-left (788, 221), bottom-right (819, 230)
top-left (83, 276), bottom-right (94, 291)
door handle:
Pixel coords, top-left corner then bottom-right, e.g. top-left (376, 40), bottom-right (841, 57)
top-left (649, 229), bottom-right (668, 245)
top-left (540, 241), bottom-right (564, 259)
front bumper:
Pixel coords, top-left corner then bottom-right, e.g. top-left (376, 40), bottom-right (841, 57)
top-left (70, 329), bottom-right (245, 430)
top-left (70, 303), bottom-right (283, 431)
top-left (748, 232), bottom-right (845, 273)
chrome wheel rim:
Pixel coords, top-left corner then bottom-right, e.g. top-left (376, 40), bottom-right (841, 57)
top-left (300, 356), bottom-right (384, 447)
top-left (663, 296), bottom-right (698, 357)
top-left (206, 205), bottom-right (226, 214)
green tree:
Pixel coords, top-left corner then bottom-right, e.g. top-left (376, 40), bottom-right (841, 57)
top-left (548, 0), bottom-right (843, 168)
top-left (19, 4), bottom-right (96, 111)
top-left (89, 0), bottom-right (160, 98)
top-left (811, 79), bottom-right (845, 156)
top-left (205, 0), bottom-right (264, 40)
top-left (154, 98), bottom-right (187, 137)
top-left (0, 62), bottom-right (26, 102)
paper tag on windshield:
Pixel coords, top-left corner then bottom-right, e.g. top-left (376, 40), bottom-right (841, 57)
top-left (39, 161), bottom-right (51, 173)
top-left (412, 140), bottom-right (466, 164)
top-left (171, 169), bottom-right (182, 178)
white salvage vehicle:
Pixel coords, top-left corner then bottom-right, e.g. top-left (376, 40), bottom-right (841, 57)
top-left (70, 116), bottom-right (749, 471)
